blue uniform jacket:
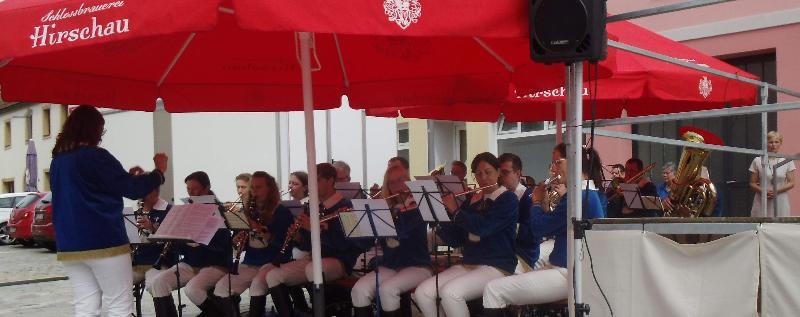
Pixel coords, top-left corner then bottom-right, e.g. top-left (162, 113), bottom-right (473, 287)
top-left (513, 185), bottom-right (537, 269)
top-left (438, 188), bottom-right (519, 274)
top-left (377, 207), bottom-right (430, 270)
top-left (180, 228), bottom-right (232, 269)
top-left (50, 146), bottom-right (163, 260)
top-left (532, 187), bottom-right (604, 268)
top-left (132, 203), bottom-right (175, 267)
top-left (242, 204), bottom-right (294, 266)
top-left (298, 196), bottom-right (364, 274)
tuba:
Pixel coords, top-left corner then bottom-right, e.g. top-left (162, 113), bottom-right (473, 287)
top-left (665, 130), bottom-right (717, 217)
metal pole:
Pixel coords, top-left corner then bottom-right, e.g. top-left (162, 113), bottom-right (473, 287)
top-left (607, 0), bottom-right (732, 23)
top-left (361, 110), bottom-right (368, 189)
top-left (567, 62), bottom-right (586, 317)
top-left (760, 85), bottom-right (769, 218)
top-left (298, 31), bottom-right (325, 317)
top-left (556, 102), bottom-right (563, 144)
top-left (326, 110), bottom-right (333, 162)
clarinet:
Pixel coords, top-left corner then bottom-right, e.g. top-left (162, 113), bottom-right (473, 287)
top-left (153, 242), bottom-right (172, 269)
top-left (272, 203), bottom-right (345, 266)
top-left (231, 195), bottom-right (257, 275)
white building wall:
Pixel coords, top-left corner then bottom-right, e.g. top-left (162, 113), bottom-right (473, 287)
top-left (0, 103), bottom-right (397, 205)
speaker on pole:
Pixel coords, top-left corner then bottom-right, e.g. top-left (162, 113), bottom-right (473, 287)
top-left (529, 0), bottom-right (607, 64)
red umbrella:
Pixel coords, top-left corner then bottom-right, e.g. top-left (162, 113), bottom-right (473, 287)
top-left (365, 21), bottom-right (759, 122)
top-left (0, 0), bottom-right (615, 112)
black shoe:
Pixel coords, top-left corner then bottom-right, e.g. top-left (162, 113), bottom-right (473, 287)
top-left (290, 286), bottom-right (310, 313)
top-left (197, 296), bottom-right (224, 317)
top-left (268, 284), bottom-right (294, 317)
top-left (247, 295), bottom-right (267, 317)
top-left (483, 308), bottom-right (507, 317)
top-left (153, 295), bottom-right (179, 317)
top-left (353, 306), bottom-right (373, 317)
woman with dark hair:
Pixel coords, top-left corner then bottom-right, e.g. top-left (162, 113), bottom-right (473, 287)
top-left (213, 171), bottom-right (294, 317)
top-left (50, 105), bottom-right (167, 317)
top-left (481, 147), bottom-right (605, 315)
top-left (414, 152), bottom-right (519, 317)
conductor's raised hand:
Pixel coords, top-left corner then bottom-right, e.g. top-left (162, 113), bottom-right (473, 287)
top-left (153, 153), bottom-right (169, 174)
top-left (128, 166), bottom-right (145, 176)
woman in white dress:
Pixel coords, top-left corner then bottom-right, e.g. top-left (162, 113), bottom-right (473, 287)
top-left (750, 131), bottom-right (796, 217)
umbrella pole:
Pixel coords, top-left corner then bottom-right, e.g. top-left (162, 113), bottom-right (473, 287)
top-left (298, 31), bottom-right (325, 317)
top-left (566, 62), bottom-right (587, 317)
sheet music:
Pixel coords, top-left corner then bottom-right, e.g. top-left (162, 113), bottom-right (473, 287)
top-left (406, 180), bottom-right (450, 222)
top-left (435, 175), bottom-right (467, 205)
top-left (335, 182), bottom-right (367, 199)
top-left (122, 207), bottom-right (146, 244)
top-left (223, 209), bottom-right (251, 231)
top-left (180, 195), bottom-right (217, 205)
top-left (619, 183), bottom-right (643, 208)
top-left (342, 199), bottom-right (397, 238)
top-left (280, 200), bottom-right (304, 218)
top-left (149, 204), bottom-right (224, 245)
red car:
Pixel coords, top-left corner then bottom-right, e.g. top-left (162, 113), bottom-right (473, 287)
top-left (7, 192), bottom-right (46, 247)
top-left (31, 192), bottom-right (56, 251)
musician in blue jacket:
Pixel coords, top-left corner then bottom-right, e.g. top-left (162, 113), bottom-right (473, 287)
top-left (212, 171), bottom-right (293, 317)
top-left (132, 187), bottom-right (174, 285)
top-left (498, 152), bottom-right (537, 273)
top-left (267, 163), bottom-right (363, 317)
top-left (414, 152), bottom-right (519, 317)
top-left (146, 171), bottom-right (231, 317)
top-left (50, 105), bottom-right (167, 317)
top-left (482, 147), bottom-right (606, 316)
top-left (351, 165), bottom-right (432, 317)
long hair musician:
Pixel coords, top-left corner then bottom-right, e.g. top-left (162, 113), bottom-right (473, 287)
top-left (351, 165), bottom-right (433, 317)
top-left (212, 171), bottom-right (293, 317)
top-left (414, 152), bottom-right (519, 317)
top-left (481, 147), bottom-right (606, 315)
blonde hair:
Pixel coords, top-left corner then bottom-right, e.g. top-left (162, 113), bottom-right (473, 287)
top-left (381, 165), bottom-right (410, 207)
top-left (767, 131), bottom-right (783, 142)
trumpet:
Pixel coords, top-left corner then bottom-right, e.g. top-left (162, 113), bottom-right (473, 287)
top-left (224, 195), bottom-right (245, 213)
top-left (542, 174), bottom-right (563, 213)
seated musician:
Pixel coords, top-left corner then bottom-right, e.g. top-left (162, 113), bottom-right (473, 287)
top-left (498, 153), bottom-right (536, 273)
top-left (146, 171), bottom-right (231, 317)
top-left (481, 147), bottom-right (606, 316)
top-left (414, 152), bottom-right (519, 317)
top-left (607, 158), bottom-right (659, 218)
top-left (132, 186), bottom-right (173, 285)
top-left (351, 165), bottom-right (432, 317)
top-left (266, 163), bottom-right (364, 317)
top-left (212, 171), bottom-right (293, 317)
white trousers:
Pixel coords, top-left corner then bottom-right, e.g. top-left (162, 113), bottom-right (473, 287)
top-left (535, 239), bottom-right (555, 270)
top-left (482, 265), bottom-right (568, 308)
top-left (351, 266), bottom-right (432, 311)
top-left (146, 263), bottom-right (227, 305)
top-left (266, 258), bottom-right (346, 288)
top-left (214, 263), bottom-right (276, 297)
top-left (62, 253), bottom-right (134, 317)
top-left (413, 265), bottom-right (506, 317)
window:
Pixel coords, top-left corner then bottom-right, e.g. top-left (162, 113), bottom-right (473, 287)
top-left (457, 129), bottom-right (467, 163)
top-left (2, 179), bottom-right (14, 193)
top-left (15, 194), bottom-right (40, 209)
top-left (25, 111), bottom-right (33, 141)
top-left (42, 108), bottom-right (52, 138)
top-left (60, 104), bottom-right (69, 125)
top-left (3, 121), bottom-right (10, 149)
top-left (397, 124), bottom-right (410, 163)
top-left (43, 170), bottom-right (51, 191)
top-left (498, 116), bottom-right (553, 135)
top-left (0, 197), bottom-right (14, 208)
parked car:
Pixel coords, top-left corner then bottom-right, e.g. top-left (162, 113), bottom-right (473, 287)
top-left (31, 192), bottom-right (56, 251)
top-left (7, 192), bottom-right (47, 247)
top-left (0, 192), bottom-right (38, 245)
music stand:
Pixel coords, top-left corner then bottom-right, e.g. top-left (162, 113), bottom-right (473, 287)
top-left (619, 183), bottom-right (664, 213)
top-left (123, 207), bottom-right (148, 317)
top-left (341, 199), bottom-right (397, 317)
top-left (280, 200), bottom-right (305, 218)
top-left (336, 182), bottom-right (368, 199)
top-left (405, 180), bottom-right (451, 317)
top-left (149, 203), bottom-right (225, 317)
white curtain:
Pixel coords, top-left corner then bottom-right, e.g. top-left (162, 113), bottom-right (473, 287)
top-left (581, 230), bottom-right (759, 317)
top-left (760, 223), bottom-right (800, 317)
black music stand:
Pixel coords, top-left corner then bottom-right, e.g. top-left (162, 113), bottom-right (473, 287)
top-left (406, 179), bottom-right (451, 317)
top-left (123, 209), bottom-right (148, 317)
top-left (340, 199), bottom-right (397, 317)
top-left (619, 183), bottom-right (664, 213)
top-left (336, 182), bottom-right (368, 199)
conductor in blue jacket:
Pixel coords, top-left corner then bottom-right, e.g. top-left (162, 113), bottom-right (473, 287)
top-left (50, 105), bottom-right (167, 317)
top-left (414, 152), bottom-right (519, 317)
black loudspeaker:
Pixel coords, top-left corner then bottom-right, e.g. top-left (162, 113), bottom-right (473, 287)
top-left (529, 0), bottom-right (607, 64)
